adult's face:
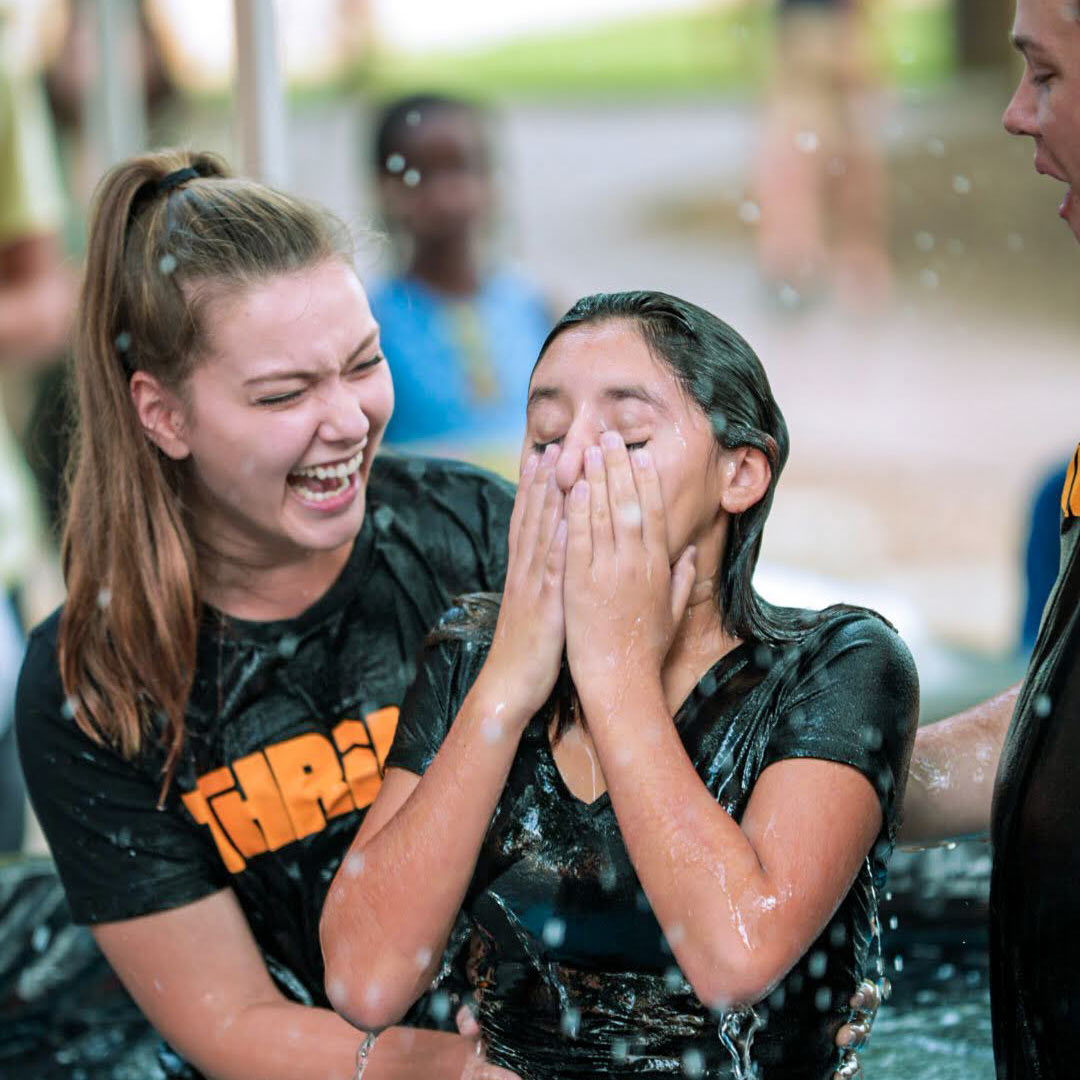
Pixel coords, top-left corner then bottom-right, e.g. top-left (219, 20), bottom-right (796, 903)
top-left (1003, 0), bottom-right (1080, 241)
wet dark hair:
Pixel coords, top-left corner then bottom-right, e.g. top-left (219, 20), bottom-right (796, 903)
top-left (371, 91), bottom-right (487, 176)
top-left (436, 289), bottom-right (841, 739)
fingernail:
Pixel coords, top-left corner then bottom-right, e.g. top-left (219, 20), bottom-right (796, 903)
top-left (600, 430), bottom-right (622, 450)
top-left (542, 442), bottom-right (559, 464)
top-left (585, 445), bottom-right (602, 468)
top-left (522, 453), bottom-right (539, 476)
top-left (571, 479), bottom-right (589, 503)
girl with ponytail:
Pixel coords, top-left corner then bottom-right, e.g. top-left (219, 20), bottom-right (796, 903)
top-left (15, 148), bottom-right (520, 1080)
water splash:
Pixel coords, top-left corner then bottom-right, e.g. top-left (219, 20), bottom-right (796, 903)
top-left (717, 1005), bottom-right (763, 1080)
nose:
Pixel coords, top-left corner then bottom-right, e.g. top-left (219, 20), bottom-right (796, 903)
top-left (553, 419), bottom-right (598, 494)
top-left (1003, 72), bottom-right (1038, 137)
top-left (317, 378), bottom-right (371, 446)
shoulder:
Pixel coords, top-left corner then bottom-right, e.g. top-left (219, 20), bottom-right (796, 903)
top-left (767, 605), bottom-right (918, 703)
top-left (15, 607), bottom-right (64, 714)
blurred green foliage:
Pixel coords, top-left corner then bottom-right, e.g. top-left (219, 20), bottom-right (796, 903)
top-left (355, 1), bottom-right (953, 102)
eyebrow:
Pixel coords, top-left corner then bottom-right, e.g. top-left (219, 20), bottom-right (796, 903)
top-left (243, 327), bottom-right (381, 386)
top-left (526, 384), bottom-right (670, 413)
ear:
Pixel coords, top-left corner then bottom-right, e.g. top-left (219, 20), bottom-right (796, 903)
top-left (130, 371), bottom-right (191, 460)
top-left (719, 447), bottom-right (771, 514)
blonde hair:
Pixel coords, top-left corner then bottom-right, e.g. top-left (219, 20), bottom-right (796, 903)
top-left (60, 149), bottom-right (348, 797)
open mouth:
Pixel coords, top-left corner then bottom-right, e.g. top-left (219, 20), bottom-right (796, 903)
top-left (287, 444), bottom-right (366, 503)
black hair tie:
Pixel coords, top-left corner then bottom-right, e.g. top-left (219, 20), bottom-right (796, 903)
top-left (156, 166), bottom-right (200, 194)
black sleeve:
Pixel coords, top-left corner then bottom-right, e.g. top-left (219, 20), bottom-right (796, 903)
top-left (761, 614), bottom-right (919, 838)
top-left (384, 617), bottom-right (485, 777)
top-left (15, 621), bottom-right (228, 925)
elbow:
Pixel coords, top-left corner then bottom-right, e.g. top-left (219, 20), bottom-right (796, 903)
top-left (681, 943), bottom-right (789, 1012)
top-left (322, 955), bottom-right (413, 1031)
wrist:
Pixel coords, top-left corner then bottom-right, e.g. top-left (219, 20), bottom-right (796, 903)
top-left (577, 668), bottom-right (665, 725)
top-left (466, 672), bottom-right (537, 736)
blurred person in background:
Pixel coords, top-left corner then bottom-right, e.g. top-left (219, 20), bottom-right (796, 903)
top-left (369, 93), bottom-right (552, 451)
top-left (0, 8), bottom-right (74, 854)
top-left (751, 0), bottom-right (891, 311)
top-left (891, 2), bottom-right (1080, 1076)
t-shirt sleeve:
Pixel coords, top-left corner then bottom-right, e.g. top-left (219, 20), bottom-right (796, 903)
top-left (761, 614), bottom-right (919, 838)
top-left (385, 619), bottom-right (481, 777)
top-left (15, 623), bottom-right (229, 925)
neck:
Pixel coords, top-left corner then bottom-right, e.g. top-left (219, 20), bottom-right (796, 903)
top-left (408, 236), bottom-right (480, 296)
top-left (198, 537), bottom-right (354, 622)
top-left (661, 575), bottom-right (741, 704)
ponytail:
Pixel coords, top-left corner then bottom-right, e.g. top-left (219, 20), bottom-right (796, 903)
top-left (59, 149), bottom-right (347, 798)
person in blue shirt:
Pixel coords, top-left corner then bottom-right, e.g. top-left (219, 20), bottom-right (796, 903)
top-left (368, 93), bottom-right (552, 449)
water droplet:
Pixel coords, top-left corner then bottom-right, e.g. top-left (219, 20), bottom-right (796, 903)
top-left (414, 946), bottom-right (432, 968)
top-left (889, 914), bottom-right (899, 930)
top-left (926, 137), bottom-right (946, 157)
top-left (326, 977), bottom-right (348, 1006)
top-left (158, 253), bottom-right (178, 275)
top-left (115, 331), bottom-right (132, 352)
top-left (919, 268), bottom-right (940, 290)
top-left (386, 153), bottom-right (406, 174)
top-left (808, 951), bottom-right (827, 978)
top-left (947, 238), bottom-right (966, 256)
top-left (405, 109), bottom-right (422, 126)
top-left (737, 200), bottom-right (761, 225)
top-left (894, 954), bottom-right (905, 972)
top-left (778, 283), bottom-right (801, 309)
top-left (681, 1048), bottom-right (706, 1077)
top-left (96, 588), bottom-right (112, 609)
top-left (814, 986), bottom-right (832, 1011)
top-left (611, 1038), bottom-right (630, 1063)
top-left (829, 922), bottom-right (847, 947)
top-left (374, 505), bottom-right (395, 531)
top-left (542, 917), bottom-right (566, 947)
top-left (665, 923), bottom-right (685, 947)
top-left (795, 130), bottom-right (820, 154)
top-left (560, 1006), bottom-right (581, 1038)
top-left (664, 965), bottom-right (684, 991)
top-left (1034, 693), bottom-right (1052, 718)
top-left (277, 634), bottom-right (299, 659)
top-left (403, 168), bottom-right (421, 188)
top-left (62, 697), bottom-right (78, 720)
top-left (32, 925), bottom-right (51, 951)
top-left (914, 231), bottom-right (935, 253)
top-left (429, 990), bottom-right (451, 1022)
top-left (951, 175), bottom-right (972, 195)
top-left (345, 852), bottom-right (366, 877)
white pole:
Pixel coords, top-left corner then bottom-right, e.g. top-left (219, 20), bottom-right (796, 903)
top-left (233, 0), bottom-right (289, 187)
top-left (86, 0), bottom-right (147, 170)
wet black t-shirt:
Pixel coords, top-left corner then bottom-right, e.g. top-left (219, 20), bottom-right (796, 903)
top-left (991, 448), bottom-right (1080, 1080)
top-left (15, 455), bottom-right (513, 1013)
top-left (387, 604), bottom-right (919, 1080)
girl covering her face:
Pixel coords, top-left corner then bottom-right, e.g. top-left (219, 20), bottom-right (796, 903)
top-left (322, 291), bottom-right (918, 1079)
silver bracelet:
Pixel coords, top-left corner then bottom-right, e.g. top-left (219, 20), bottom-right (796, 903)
top-left (354, 1032), bottom-right (377, 1080)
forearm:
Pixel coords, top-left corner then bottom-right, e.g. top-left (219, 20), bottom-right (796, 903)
top-left (580, 676), bottom-right (780, 1006)
top-left (898, 682), bottom-right (1019, 847)
top-left (322, 679), bottom-right (528, 1028)
top-left (176, 998), bottom-right (466, 1080)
